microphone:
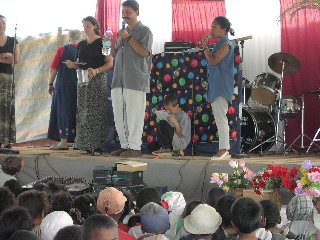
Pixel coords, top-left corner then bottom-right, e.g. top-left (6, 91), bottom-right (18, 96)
top-left (197, 34), bottom-right (212, 45)
top-left (122, 21), bottom-right (126, 30)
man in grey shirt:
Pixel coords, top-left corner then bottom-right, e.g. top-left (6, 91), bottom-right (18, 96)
top-left (110, 0), bottom-right (153, 157)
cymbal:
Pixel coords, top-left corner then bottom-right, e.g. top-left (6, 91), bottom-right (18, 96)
top-left (268, 52), bottom-right (300, 75)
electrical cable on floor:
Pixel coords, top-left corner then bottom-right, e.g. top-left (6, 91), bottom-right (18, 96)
top-left (174, 50), bottom-right (198, 192)
top-left (44, 155), bottom-right (61, 177)
top-left (33, 153), bottom-right (60, 179)
top-left (174, 157), bottom-right (192, 191)
top-left (185, 159), bottom-right (210, 201)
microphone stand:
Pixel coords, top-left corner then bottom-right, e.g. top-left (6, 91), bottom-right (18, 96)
top-left (0, 24), bottom-right (19, 154)
top-left (236, 38), bottom-right (250, 158)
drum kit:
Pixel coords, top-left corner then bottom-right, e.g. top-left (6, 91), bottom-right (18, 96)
top-left (241, 52), bottom-right (302, 154)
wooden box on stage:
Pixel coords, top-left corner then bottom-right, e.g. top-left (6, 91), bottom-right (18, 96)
top-left (116, 161), bottom-right (148, 172)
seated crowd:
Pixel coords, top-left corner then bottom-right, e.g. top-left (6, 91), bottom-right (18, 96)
top-left (0, 157), bottom-right (319, 240)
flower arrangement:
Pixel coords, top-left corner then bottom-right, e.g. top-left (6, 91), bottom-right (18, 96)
top-left (211, 161), bottom-right (299, 195)
top-left (210, 160), bottom-right (252, 191)
top-left (246, 164), bottom-right (298, 195)
top-left (294, 160), bottom-right (320, 197)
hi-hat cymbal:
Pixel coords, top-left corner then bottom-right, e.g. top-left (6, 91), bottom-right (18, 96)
top-left (268, 52), bottom-right (300, 75)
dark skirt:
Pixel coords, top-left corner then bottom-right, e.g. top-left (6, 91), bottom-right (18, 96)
top-left (75, 72), bottom-right (107, 151)
top-left (47, 70), bottom-right (78, 141)
top-left (0, 73), bottom-right (16, 144)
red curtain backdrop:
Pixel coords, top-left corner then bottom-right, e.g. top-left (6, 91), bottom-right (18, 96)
top-left (280, 0), bottom-right (320, 150)
top-left (172, 0), bottom-right (226, 45)
top-left (95, 0), bottom-right (122, 40)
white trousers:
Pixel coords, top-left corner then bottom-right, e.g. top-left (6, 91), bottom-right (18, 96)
top-left (111, 88), bottom-right (146, 150)
top-left (211, 96), bottom-right (230, 150)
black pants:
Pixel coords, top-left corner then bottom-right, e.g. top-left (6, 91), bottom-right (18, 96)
top-left (157, 120), bottom-right (174, 149)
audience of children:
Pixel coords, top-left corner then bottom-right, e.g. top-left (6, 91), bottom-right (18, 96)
top-left (231, 197), bottom-right (263, 240)
top-left (8, 230), bottom-right (39, 240)
top-left (97, 187), bottom-right (137, 240)
top-left (2, 173), bottom-right (320, 240)
top-left (0, 156), bottom-right (24, 186)
top-left (0, 206), bottom-right (33, 240)
top-left (3, 179), bottom-right (22, 197)
top-left (214, 195), bottom-right (237, 240)
top-left (139, 202), bottom-right (171, 240)
top-left (0, 186), bottom-right (14, 215)
top-left (175, 200), bottom-right (203, 239)
top-left (260, 200), bottom-right (296, 240)
top-left (181, 204), bottom-right (222, 240)
top-left (53, 225), bottom-right (82, 240)
top-left (283, 195), bottom-right (318, 240)
top-left (40, 211), bottom-right (74, 240)
top-left (206, 187), bottom-right (226, 209)
top-left (160, 191), bottom-right (186, 236)
top-left (82, 214), bottom-right (119, 240)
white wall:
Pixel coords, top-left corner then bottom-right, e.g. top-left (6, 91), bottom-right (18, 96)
top-left (226, 0), bottom-right (281, 83)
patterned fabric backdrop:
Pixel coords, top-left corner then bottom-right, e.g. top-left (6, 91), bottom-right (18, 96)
top-left (140, 41), bottom-right (242, 153)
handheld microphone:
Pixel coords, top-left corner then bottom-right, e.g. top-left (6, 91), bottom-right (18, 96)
top-left (122, 21), bottom-right (126, 30)
top-left (197, 34), bottom-right (212, 45)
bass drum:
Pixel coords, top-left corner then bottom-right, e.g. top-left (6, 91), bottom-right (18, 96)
top-left (241, 108), bottom-right (275, 153)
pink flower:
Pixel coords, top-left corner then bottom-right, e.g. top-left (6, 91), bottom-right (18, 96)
top-left (222, 176), bottom-right (228, 182)
top-left (244, 172), bottom-right (257, 180)
top-left (305, 188), bottom-right (320, 198)
top-left (308, 171), bottom-right (320, 182)
top-left (210, 176), bottom-right (220, 184)
top-left (217, 180), bottom-right (223, 185)
top-left (296, 180), bottom-right (304, 188)
top-left (239, 160), bottom-right (246, 168)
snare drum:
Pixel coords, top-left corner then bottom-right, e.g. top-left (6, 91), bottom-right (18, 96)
top-left (251, 73), bottom-right (280, 105)
top-left (280, 96), bottom-right (301, 118)
top-left (241, 107), bottom-right (275, 153)
top-left (77, 69), bottom-right (90, 85)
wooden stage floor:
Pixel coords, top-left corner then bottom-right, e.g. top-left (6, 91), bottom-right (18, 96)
top-left (10, 146), bottom-right (320, 163)
top-left (1, 146), bottom-right (319, 202)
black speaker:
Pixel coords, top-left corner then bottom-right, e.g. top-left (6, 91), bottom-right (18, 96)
top-left (92, 165), bottom-right (145, 193)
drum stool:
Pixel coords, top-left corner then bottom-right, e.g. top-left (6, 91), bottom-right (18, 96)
top-left (306, 128), bottom-right (320, 153)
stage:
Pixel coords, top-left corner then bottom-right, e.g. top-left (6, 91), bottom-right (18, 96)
top-left (2, 145), bottom-right (319, 203)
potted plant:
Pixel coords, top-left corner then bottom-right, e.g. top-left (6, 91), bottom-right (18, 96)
top-left (294, 160), bottom-right (320, 211)
top-left (211, 160), bottom-right (252, 198)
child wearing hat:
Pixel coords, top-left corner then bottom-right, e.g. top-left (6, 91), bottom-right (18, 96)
top-left (97, 187), bottom-right (136, 240)
top-left (180, 204), bottom-right (222, 240)
top-left (139, 202), bottom-right (173, 240)
top-left (160, 191), bottom-right (186, 236)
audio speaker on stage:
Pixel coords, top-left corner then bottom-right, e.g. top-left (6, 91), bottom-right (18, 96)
top-left (92, 165), bottom-right (145, 193)
top-left (164, 41), bottom-right (195, 52)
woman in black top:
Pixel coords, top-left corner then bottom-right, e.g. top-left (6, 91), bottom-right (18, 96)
top-left (0, 15), bottom-right (20, 149)
top-left (66, 16), bottom-right (113, 155)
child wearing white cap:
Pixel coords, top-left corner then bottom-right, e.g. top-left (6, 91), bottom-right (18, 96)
top-left (181, 204), bottom-right (222, 240)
